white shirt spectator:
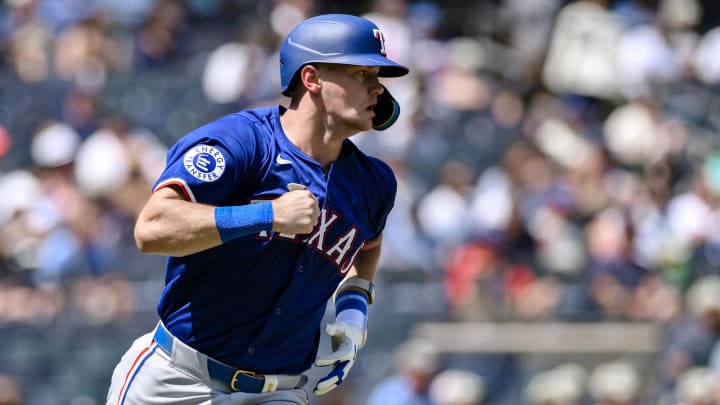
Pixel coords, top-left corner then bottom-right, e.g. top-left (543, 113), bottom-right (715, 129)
top-left (542, 0), bottom-right (623, 100)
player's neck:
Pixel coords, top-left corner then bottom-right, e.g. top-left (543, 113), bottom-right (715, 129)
top-left (280, 106), bottom-right (345, 169)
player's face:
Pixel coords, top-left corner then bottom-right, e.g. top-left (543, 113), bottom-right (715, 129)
top-left (318, 64), bottom-right (384, 133)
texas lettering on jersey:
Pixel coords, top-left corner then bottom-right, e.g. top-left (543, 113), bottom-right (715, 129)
top-left (257, 206), bottom-right (365, 274)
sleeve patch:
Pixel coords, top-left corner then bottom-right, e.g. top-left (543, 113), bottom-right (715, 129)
top-left (183, 144), bottom-right (226, 182)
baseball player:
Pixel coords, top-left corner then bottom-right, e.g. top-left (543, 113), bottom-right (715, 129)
top-left (106, 13), bottom-right (408, 405)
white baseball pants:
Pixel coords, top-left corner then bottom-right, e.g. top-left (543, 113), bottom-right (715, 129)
top-left (106, 329), bottom-right (308, 405)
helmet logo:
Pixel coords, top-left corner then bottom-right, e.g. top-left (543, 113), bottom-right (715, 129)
top-left (373, 29), bottom-right (387, 56)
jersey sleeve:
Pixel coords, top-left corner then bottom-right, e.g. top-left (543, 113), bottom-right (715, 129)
top-left (152, 115), bottom-right (265, 205)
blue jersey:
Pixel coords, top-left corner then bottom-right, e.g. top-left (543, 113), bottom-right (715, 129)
top-left (151, 106), bottom-right (397, 374)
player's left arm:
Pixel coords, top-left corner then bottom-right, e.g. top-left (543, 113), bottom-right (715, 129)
top-left (345, 233), bottom-right (383, 284)
top-left (313, 234), bottom-right (383, 396)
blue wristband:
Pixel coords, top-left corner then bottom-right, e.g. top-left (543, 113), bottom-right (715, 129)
top-left (214, 202), bottom-right (274, 243)
top-left (335, 290), bottom-right (369, 331)
top-left (335, 290), bottom-right (369, 314)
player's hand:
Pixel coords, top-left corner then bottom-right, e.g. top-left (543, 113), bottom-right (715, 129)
top-left (313, 321), bottom-right (365, 396)
top-left (271, 188), bottom-right (319, 234)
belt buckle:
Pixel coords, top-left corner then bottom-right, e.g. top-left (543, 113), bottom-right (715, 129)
top-left (230, 369), bottom-right (257, 392)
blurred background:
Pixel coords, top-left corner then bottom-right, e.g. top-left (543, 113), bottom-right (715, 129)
top-left (1, 0), bottom-right (720, 404)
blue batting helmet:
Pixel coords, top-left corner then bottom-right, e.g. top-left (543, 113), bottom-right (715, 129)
top-left (280, 14), bottom-right (409, 95)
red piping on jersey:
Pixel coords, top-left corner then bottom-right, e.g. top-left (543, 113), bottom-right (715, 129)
top-left (155, 180), bottom-right (193, 201)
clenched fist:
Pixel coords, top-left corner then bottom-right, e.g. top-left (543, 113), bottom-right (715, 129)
top-left (271, 188), bottom-right (319, 235)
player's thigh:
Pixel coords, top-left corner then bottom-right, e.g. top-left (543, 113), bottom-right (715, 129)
top-left (229, 389), bottom-right (309, 405)
top-left (107, 333), bottom-right (156, 404)
top-left (107, 334), bottom-right (214, 405)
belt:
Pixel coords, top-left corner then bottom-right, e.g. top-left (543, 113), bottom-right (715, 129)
top-left (153, 322), bottom-right (306, 393)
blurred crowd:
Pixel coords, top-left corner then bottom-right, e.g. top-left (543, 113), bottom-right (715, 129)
top-left (2, 0), bottom-right (720, 403)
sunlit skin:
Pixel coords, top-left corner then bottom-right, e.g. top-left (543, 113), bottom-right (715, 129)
top-left (280, 63), bottom-right (386, 169)
top-left (316, 64), bottom-right (385, 135)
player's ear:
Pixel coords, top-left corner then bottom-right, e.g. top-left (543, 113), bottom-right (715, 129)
top-left (299, 64), bottom-right (322, 94)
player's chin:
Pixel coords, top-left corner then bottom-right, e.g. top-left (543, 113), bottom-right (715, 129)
top-left (345, 111), bottom-right (373, 133)
top-left (359, 111), bottom-right (375, 130)
top-left (356, 120), bottom-right (373, 132)
top-left (347, 116), bottom-right (372, 133)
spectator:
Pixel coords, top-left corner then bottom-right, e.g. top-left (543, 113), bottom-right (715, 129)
top-left (542, 0), bottom-right (623, 101)
top-left (585, 207), bottom-right (650, 319)
top-left (4, 0), bottom-right (53, 82)
top-left (429, 369), bottom-right (486, 405)
top-left (674, 367), bottom-right (719, 405)
top-left (0, 374), bottom-right (22, 405)
top-left (367, 338), bottom-right (440, 405)
top-left (663, 276), bottom-right (720, 384)
top-left (616, 0), bottom-right (700, 101)
top-left (525, 363), bottom-right (587, 405)
top-left (416, 159), bottom-right (474, 258)
top-left (588, 361), bottom-right (643, 405)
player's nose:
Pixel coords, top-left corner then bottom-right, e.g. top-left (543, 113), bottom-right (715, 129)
top-left (368, 77), bottom-right (383, 96)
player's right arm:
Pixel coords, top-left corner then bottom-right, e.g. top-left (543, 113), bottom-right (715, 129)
top-left (134, 186), bottom-right (319, 257)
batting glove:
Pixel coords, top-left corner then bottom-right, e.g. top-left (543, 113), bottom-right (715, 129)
top-left (313, 321), bottom-right (365, 395)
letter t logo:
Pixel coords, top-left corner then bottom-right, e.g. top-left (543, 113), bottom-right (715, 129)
top-left (373, 29), bottom-right (387, 56)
